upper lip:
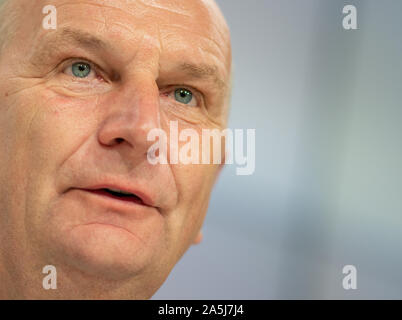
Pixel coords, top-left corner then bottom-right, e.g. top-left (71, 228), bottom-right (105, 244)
top-left (76, 182), bottom-right (156, 208)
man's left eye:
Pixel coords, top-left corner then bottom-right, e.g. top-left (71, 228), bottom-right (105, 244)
top-left (170, 88), bottom-right (198, 107)
top-left (175, 88), bottom-right (193, 104)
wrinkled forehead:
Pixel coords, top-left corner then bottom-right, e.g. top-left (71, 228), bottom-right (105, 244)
top-left (11, 0), bottom-right (231, 70)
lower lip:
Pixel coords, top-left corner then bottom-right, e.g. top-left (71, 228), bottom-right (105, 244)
top-left (64, 189), bottom-right (164, 243)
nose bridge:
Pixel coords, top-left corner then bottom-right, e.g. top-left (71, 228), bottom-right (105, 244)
top-left (123, 73), bottom-right (160, 132)
top-left (116, 27), bottom-right (162, 128)
top-left (98, 29), bottom-right (163, 151)
top-left (97, 72), bottom-right (161, 151)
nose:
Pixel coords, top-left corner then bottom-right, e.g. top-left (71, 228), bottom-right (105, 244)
top-left (97, 74), bottom-right (160, 157)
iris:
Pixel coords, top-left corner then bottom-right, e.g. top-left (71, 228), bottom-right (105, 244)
top-left (174, 88), bottom-right (193, 105)
top-left (71, 62), bottom-right (91, 78)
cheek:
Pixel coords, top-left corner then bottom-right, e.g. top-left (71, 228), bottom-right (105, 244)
top-left (169, 162), bottom-right (218, 230)
top-left (1, 90), bottom-right (98, 209)
top-left (164, 163), bottom-right (218, 260)
top-left (159, 114), bottom-right (222, 238)
top-left (174, 164), bottom-right (216, 200)
top-left (0, 91), bottom-right (96, 239)
top-left (25, 93), bottom-right (98, 172)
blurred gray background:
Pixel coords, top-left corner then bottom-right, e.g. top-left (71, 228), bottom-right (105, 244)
top-left (153, 0), bottom-right (402, 299)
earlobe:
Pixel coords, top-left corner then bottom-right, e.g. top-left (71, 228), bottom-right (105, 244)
top-left (193, 231), bottom-right (203, 245)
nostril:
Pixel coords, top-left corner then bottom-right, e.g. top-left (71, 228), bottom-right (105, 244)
top-left (115, 138), bottom-right (124, 144)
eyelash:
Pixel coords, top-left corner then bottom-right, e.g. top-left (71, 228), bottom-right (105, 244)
top-left (60, 58), bottom-right (204, 107)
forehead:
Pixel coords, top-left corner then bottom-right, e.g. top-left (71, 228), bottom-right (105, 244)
top-left (23, 0), bottom-right (231, 73)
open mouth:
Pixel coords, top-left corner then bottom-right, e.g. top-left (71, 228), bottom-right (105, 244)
top-left (87, 188), bottom-right (144, 205)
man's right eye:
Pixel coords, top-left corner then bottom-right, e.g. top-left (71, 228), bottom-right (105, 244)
top-left (71, 62), bottom-right (91, 78)
top-left (63, 61), bottom-right (97, 80)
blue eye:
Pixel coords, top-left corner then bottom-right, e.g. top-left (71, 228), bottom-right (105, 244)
top-left (71, 62), bottom-right (91, 78)
top-left (174, 88), bottom-right (193, 105)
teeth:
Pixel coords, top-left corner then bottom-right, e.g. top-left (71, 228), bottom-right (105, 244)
top-left (107, 188), bottom-right (133, 195)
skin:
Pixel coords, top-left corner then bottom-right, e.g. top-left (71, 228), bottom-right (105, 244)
top-left (0, 0), bottom-right (231, 299)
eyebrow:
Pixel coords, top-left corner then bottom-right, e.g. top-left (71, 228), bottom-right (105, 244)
top-left (59, 28), bottom-right (109, 50)
top-left (179, 62), bottom-right (227, 90)
top-left (30, 28), bottom-right (110, 65)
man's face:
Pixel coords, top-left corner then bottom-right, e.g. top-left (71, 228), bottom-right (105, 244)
top-left (0, 0), bottom-right (231, 298)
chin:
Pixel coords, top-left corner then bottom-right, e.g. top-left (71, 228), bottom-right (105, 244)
top-left (52, 223), bottom-right (157, 281)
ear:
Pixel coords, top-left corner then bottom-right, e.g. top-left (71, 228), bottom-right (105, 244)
top-left (193, 230), bottom-right (203, 245)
